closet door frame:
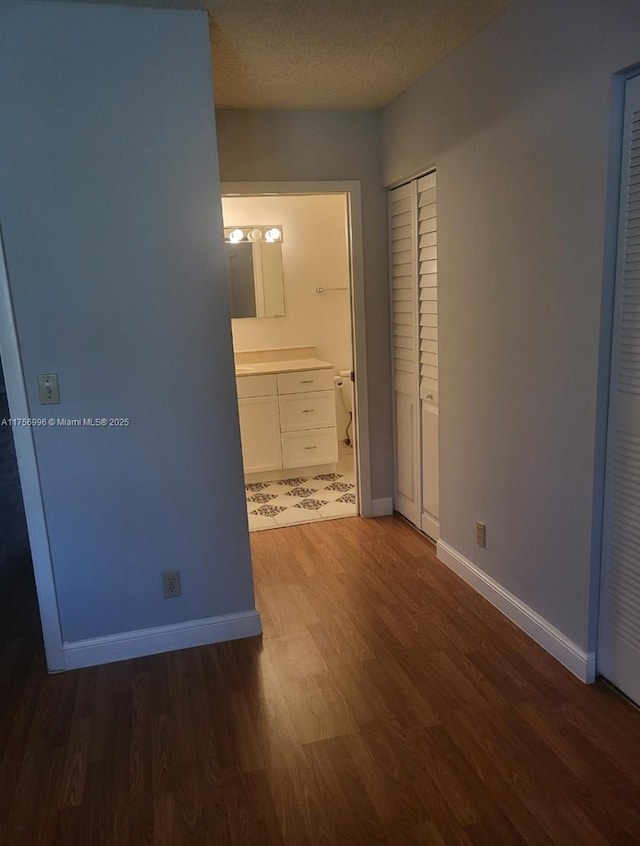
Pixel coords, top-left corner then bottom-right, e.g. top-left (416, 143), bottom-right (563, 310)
top-left (416, 171), bottom-right (440, 541)
top-left (0, 227), bottom-right (65, 670)
top-left (596, 69), bottom-right (640, 699)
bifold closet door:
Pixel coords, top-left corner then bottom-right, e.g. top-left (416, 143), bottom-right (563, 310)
top-left (598, 73), bottom-right (640, 705)
top-left (417, 172), bottom-right (439, 540)
top-left (389, 181), bottom-right (420, 526)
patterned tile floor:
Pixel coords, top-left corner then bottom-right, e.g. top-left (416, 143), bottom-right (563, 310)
top-left (246, 455), bottom-right (357, 531)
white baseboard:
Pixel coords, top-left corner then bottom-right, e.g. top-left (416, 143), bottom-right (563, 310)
top-left (63, 609), bottom-right (262, 670)
top-left (436, 540), bottom-right (595, 683)
top-left (371, 497), bottom-right (394, 517)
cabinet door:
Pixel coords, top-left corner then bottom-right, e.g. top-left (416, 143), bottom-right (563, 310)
top-left (237, 396), bottom-right (282, 474)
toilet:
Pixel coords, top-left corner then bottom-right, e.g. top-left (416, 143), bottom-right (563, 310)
top-left (334, 370), bottom-right (353, 414)
top-left (334, 370), bottom-right (354, 446)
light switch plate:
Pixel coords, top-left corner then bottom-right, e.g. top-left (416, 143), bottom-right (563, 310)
top-left (38, 373), bottom-right (61, 405)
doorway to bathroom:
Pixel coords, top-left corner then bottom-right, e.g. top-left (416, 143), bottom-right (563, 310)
top-left (221, 181), bottom-right (371, 531)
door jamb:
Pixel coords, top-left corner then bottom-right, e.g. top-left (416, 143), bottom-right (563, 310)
top-left (591, 65), bottom-right (640, 677)
top-left (0, 225), bottom-right (65, 671)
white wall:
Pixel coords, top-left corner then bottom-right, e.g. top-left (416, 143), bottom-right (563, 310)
top-left (0, 2), bottom-right (256, 644)
top-left (215, 110), bottom-right (392, 499)
top-left (383, 0), bottom-right (640, 650)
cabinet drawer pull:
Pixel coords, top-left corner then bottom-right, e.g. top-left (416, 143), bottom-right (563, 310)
top-left (301, 409), bottom-right (316, 413)
top-left (304, 446), bottom-right (317, 450)
top-left (300, 379), bottom-right (314, 384)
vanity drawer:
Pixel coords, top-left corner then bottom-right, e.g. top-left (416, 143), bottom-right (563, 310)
top-left (278, 390), bottom-right (336, 432)
top-left (281, 427), bottom-right (339, 469)
top-left (277, 369), bottom-right (334, 395)
top-left (236, 374), bottom-right (277, 399)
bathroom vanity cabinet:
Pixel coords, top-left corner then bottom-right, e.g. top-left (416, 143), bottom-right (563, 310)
top-left (236, 364), bottom-right (338, 476)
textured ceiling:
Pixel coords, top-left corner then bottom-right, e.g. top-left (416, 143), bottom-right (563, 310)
top-left (41, 0), bottom-right (512, 109)
top-left (206, 0), bottom-right (512, 110)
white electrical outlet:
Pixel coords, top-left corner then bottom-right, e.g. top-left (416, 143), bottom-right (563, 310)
top-left (162, 570), bottom-right (182, 598)
top-left (476, 521), bottom-right (486, 548)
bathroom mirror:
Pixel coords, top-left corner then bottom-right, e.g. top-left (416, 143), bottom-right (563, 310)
top-left (225, 240), bottom-right (285, 319)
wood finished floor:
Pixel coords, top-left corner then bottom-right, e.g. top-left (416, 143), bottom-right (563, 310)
top-left (2, 515), bottom-right (640, 844)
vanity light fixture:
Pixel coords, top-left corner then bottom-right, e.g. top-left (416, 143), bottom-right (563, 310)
top-left (224, 225), bottom-right (284, 244)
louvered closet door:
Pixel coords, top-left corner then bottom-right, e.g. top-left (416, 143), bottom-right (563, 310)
top-left (389, 182), bottom-right (420, 526)
top-left (417, 172), bottom-right (440, 540)
top-left (598, 73), bottom-right (640, 705)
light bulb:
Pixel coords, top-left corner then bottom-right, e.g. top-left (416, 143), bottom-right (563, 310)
top-left (229, 228), bottom-right (244, 243)
top-left (265, 227), bottom-right (281, 242)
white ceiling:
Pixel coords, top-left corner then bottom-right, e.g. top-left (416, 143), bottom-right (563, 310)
top-left (48, 0), bottom-right (513, 109)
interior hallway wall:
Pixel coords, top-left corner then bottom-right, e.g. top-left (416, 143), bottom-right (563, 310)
top-left (0, 2), bottom-right (256, 644)
top-left (383, 0), bottom-right (640, 651)
top-left (215, 109), bottom-right (392, 501)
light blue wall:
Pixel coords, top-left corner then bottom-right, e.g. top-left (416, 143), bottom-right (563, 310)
top-left (0, 2), bottom-right (256, 642)
top-left (383, 0), bottom-right (640, 649)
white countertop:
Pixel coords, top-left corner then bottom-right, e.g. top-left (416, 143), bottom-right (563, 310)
top-left (235, 358), bottom-right (333, 377)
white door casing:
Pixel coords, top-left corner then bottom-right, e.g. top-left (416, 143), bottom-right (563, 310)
top-left (598, 73), bottom-right (640, 705)
top-left (417, 171), bottom-right (440, 540)
top-left (0, 227), bottom-right (65, 670)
